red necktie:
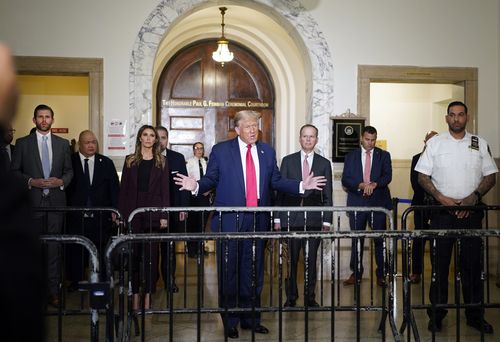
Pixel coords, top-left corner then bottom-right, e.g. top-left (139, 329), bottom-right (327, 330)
top-left (363, 150), bottom-right (371, 183)
top-left (245, 144), bottom-right (258, 206)
top-left (302, 154), bottom-right (310, 180)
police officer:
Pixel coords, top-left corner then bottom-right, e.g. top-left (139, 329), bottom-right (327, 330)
top-left (415, 101), bottom-right (498, 334)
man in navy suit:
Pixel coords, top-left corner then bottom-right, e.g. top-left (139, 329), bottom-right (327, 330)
top-left (341, 125), bottom-right (392, 287)
top-left (175, 110), bottom-right (326, 339)
top-left (66, 130), bottom-right (119, 288)
top-left (156, 126), bottom-right (190, 292)
top-left (11, 104), bottom-right (73, 307)
top-left (275, 124), bottom-right (333, 308)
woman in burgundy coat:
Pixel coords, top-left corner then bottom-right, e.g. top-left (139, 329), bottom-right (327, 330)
top-left (119, 125), bottom-right (170, 310)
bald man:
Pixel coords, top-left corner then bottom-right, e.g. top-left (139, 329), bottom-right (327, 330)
top-left (66, 130), bottom-right (119, 288)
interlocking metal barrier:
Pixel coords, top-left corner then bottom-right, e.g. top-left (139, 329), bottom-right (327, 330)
top-left (104, 206), bottom-right (397, 342)
top-left (35, 207), bottom-right (122, 342)
top-left (399, 204), bottom-right (500, 342)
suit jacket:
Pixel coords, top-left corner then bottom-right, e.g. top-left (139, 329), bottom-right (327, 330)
top-left (276, 151), bottom-right (333, 228)
top-left (165, 149), bottom-right (190, 207)
top-left (198, 138), bottom-right (299, 232)
top-left (66, 152), bottom-right (120, 208)
top-left (11, 132), bottom-right (73, 206)
top-left (118, 156), bottom-right (170, 228)
top-left (341, 147), bottom-right (392, 209)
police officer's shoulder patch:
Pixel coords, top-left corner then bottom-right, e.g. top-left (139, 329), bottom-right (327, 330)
top-left (470, 136), bottom-right (479, 150)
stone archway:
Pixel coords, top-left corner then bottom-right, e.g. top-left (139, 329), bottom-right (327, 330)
top-left (129, 0), bottom-right (333, 157)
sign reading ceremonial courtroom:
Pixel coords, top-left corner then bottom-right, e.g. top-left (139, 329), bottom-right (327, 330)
top-left (162, 99), bottom-right (270, 108)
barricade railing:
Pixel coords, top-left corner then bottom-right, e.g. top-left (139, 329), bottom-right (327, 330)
top-left (34, 207), bottom-right (123, 342)
top-left (40, 235), bottom-right (102, 342)
top-left (105, 206), bottom-right (396, 342)
top-left (399, 204), bottom-right (500, 341)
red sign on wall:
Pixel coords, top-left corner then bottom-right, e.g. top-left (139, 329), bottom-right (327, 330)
top-left (51, 128), bottom-right (69, 134)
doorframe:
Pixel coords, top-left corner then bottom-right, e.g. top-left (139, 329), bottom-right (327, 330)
top-left (14, 56), bottom-right (103, 145)
top-left (358, 65), bottom-right (478, 132)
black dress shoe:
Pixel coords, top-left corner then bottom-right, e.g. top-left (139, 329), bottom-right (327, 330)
top-left (376, 277), bottom-right (386, 287)
top-left (48, 295), bottom-right (61, 308)
top-left (241, 324), bottom-right (269, 334)
top-left (226, 327), bottom-right (239, 339)
top-left (284, 299), bottom-right (296, 307)
top-left (67, 281), bottom-right (79, 293)
top-left (306, 299), bottom-right (320, 307)
top-left (467, 318), bottom-right (494, 334)
top-left (427, 319), bottom-right (442, 333)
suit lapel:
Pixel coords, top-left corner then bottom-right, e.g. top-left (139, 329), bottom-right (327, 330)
top-left (91, 154), bottom-right (103, 187)
top-left (31, 133), bottom-right (44, 177)
top-left (371, 148), bottom-right (380, 178)
top-left (256, 142), bottom-right (266, 197)
top-left (230, 138), bottom-right (245, 193)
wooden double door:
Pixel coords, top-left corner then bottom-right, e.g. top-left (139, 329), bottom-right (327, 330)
top-left (156, 40), bottom-right (275, 158)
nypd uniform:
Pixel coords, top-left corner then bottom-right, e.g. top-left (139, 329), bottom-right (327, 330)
top-left (415, 131), bottom-right (498, 323)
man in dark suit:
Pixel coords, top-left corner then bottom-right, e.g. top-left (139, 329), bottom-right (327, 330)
top-left (409, 131), bottom-right (437, 284)
top-left (175, 110), bottom-right (326, 339)
top-left (341, 125), bottom-right (392, 287)
top-left (0, 122), bottom-right (14, 171)
top-left (156, 126), bottom-right (190, 292)
top-left (275, 124), bottom-right (332, 308)
top-left (66, 130), bottom-right (120, 289)
top-left (11, 104), bottom-right (73, 307)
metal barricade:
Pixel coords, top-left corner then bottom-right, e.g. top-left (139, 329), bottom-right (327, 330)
top-left (400, 205), bottom-right (500, 341)
top-left (40, 235), bottom-right (102, 342)
top-left (105, 206), bottom-right (397, 342)
top-left (35, 207), bottom-right (123, 342)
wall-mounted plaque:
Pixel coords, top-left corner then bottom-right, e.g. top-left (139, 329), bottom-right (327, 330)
top-left (332, 118), bottom-right (365, 162)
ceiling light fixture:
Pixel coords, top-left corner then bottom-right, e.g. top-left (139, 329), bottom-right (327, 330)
top-left (212, 7), bottom-right (234, 67)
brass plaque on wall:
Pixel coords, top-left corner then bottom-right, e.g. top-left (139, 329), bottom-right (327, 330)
top-left (332, 118), bottom-right (365, 162)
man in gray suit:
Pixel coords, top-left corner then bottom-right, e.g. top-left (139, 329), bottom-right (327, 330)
top-left (11, 104), bottom-right (73, 307)
top-left (274, 124), bottom-right (333, 307)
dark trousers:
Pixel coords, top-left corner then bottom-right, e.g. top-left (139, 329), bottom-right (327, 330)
top-left (67, 214), bottom-right (112, 283)
top-left (186, 194), bottom-right (210, 255)
top-left (217, 214), bottom-right (265, 329)
top-left (411, 209), bottom-right (431, 274)
top-left (160, 214), bottom-right (185, 290)
top-left (348, 211), bottom-right (386, 278)
top-left (36, 197), bottom-right (63, 296)
top-left (427, 209), bottom-right (484, 322)
top-left (286, 231), bottom-right (321, 302)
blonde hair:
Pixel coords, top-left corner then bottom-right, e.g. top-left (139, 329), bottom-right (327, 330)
top-left (126, 125), bottom-right (164, 168)
top-left (234, 110), bottom-right (261, 128)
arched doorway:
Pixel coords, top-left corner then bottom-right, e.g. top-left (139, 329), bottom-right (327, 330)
top-left (156, 40), bottom-right (274, 158)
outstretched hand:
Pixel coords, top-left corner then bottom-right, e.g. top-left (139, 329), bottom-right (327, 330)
top-left (303, 172), bottom-right (327, 191)
top-left (174, 173), bottom-right (197, 191)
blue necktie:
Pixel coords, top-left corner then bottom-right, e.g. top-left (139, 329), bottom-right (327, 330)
top-left (41, 136), bottom-right (50, 194)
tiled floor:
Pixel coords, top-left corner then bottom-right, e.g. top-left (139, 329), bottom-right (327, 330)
top-left (46, 252), bottom-right (500, 341)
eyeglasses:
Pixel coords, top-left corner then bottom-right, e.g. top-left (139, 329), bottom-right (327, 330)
top-left (194, 146), bottom-right (204, 150)
top-left (8, 129), bottom-right (15, 132)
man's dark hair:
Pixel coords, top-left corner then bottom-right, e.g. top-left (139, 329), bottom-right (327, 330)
top-left (447, 101), bottom-right (468, 114)
top-left (362, 125), bottom-right (377, 135)
top-left (155, 125), bottom-right (168, 137)
top-left (33, 104), bottom-right (54, 118)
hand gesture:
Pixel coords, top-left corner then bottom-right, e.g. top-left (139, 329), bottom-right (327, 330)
top-left (302, 172), bottom-right (326, 191)
top-left (174, 173), bottom-right (197, 191)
